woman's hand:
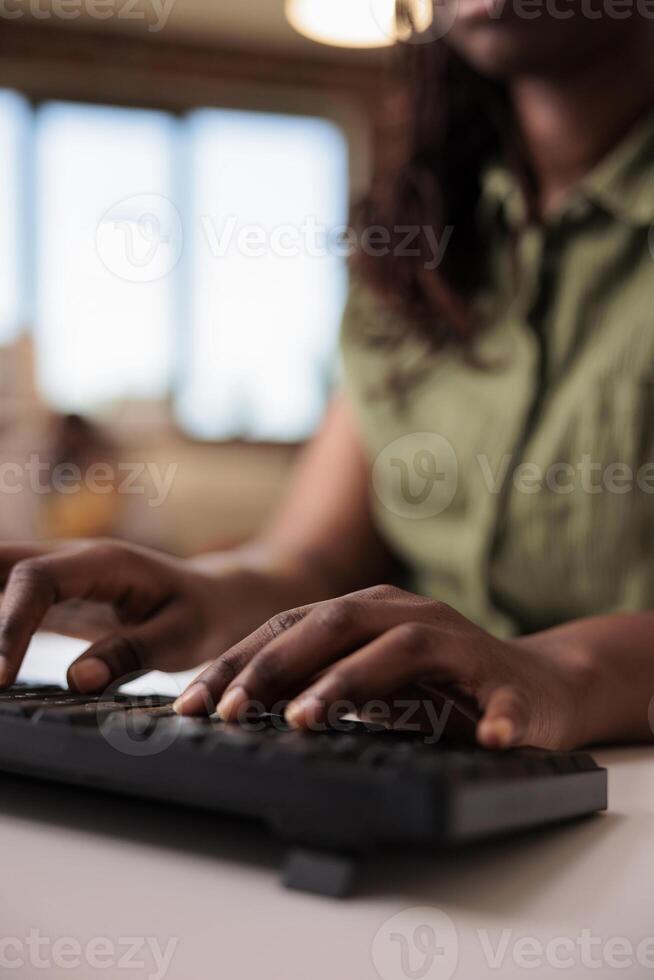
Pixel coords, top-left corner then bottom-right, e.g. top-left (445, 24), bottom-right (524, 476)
top-left (0, 401), bottom-right (400, 697)
top-left (0, 540), bottom-right (321, 694)
top-left (174, 585), bottom-right (597, 751)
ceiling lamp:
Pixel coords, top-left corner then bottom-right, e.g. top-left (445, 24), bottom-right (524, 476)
top-left (285, 0), bottom-right (398, 49)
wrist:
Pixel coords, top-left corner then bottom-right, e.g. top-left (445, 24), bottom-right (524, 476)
top-left (515, 632), bottom-right (606, 747)
top-left (187, 543), bottom-right (338, 645)
top-left (518, 614), bottom-right (654, 746)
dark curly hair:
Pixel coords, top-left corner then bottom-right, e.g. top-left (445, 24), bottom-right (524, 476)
top-left (353, 37), bottom-right (534, 349)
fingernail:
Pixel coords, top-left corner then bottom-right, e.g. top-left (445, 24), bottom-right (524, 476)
top-left (285, 695), bottom-right (320, 730)
top-left (285, 701), bottom-right (303, 727)
top-left (217, 686), bottom-right (249, 721)
top-left (69, 658), bottom-right (111, 693)
top-left (0, 656), bottom-right (10, 688)
top-left (173, 684), bottom-right (213, 716)
top-left (478, 717), bottom-right (515, 749)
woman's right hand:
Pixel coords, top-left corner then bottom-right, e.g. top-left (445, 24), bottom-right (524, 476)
top-left (0, 539), bottom-right (290, 693)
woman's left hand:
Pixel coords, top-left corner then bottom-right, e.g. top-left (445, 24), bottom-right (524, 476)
top-left (173, 585), bottom-right (595, 751)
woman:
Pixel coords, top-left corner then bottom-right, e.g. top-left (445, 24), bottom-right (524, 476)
top-left (1, 10), bottom-right (653, 751)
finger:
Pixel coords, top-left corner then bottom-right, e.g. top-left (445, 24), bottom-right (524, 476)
top-left (67, 602), bottom-right (183, 693)
top-left (0, 544), bottom-right (149, 686)
top-left (477, 685), bottom-right (530, 749)
top-left (173, 604), bottom-right (314, 716)
top-left (187, 593), bottom-right (419, 720)
top-left (212, 596), bottom-right (399, 720)
top-left (174, 596), bottom-right (458, 719)
top-left (284, 622), bottom-right (482, 729)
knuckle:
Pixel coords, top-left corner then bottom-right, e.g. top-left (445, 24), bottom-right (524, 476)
top-left (430, 599), bottom-right (454, 618)
top-left (359, 583), bottom-right (402, 601)
top-left (9, 560), bottom-right (57, 602)
top-left (565, 644), bottom-right (601, 691)
top-left (393, 621), bottom-right (432, 650)
top-left (88, 540), bottom-right (124, 565)
top-left (266, 608), bottom-right (304, 639)
top-left (213, 649), bottom-right (247, 684)
top-left (312, 598), bottom-right (357, 632)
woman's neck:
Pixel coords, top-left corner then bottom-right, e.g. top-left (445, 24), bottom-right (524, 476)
top-left (510, 32), bottom-right (654, 216)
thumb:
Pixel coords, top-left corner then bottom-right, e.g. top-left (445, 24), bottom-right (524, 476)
top-left (67, 604), bottom-right (180, 693)
top-left (477, 685), bottom-right (530, 749)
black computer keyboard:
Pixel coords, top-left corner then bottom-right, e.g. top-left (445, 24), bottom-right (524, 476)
top-left (0, 683), bottom-right (607, 895)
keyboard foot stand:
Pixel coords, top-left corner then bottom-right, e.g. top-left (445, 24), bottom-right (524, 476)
top-left (282, 847), bottom-right (359, 898)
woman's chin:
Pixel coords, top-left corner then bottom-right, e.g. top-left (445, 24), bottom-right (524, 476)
top-left (444, 20), bottom-right (543, 77)
top-left (444, 12), bottom-right (633, 79)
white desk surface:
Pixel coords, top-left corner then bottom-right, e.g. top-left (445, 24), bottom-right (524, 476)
top-left (1, 635), bottom-right (653, 980)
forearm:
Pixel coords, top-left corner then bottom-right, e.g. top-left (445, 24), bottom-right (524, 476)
top-left (518, 612), bottom-right (654, 746)
top-left (259, 394), bottom-right (395, 596)
top-left (190, 395), bottom-right (394, 637)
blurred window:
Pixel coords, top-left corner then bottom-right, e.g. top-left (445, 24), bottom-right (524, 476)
top-left (0, 89), bottom-right (30, 343)
top-left (20, 98), bottom-right (348, 440)
top-left (34, 103), bottom-right (178, 412)
top-left (177, 109), bottom-right (349, 441)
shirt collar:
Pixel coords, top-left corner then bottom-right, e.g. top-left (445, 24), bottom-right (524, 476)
top-left (582, 108), bottom-right (654, 226)
top-left (483, 107), bottom-right (654, 229)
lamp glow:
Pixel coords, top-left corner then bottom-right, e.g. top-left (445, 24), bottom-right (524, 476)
top-left (285, 0), bottom-right (397, 49)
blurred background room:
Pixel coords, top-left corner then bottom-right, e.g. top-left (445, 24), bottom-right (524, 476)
top-left (0, 0), bottom-right (395, 556)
